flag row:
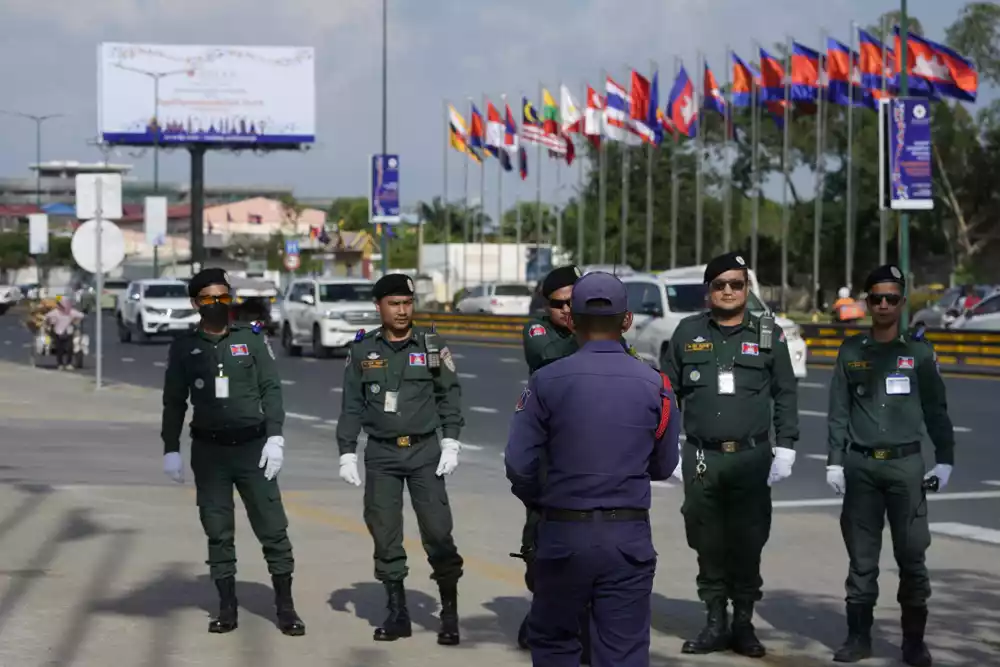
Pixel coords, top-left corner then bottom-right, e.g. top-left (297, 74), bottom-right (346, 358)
top-left (446, 25), bottom-right (978, 176)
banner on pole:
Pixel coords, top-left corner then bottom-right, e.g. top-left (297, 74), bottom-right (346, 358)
top-left (880, 98), bottom-right (933, 211)
top-left (145, 196), bottom-right (168, 247)
top-left (28, 213), bottom-right (49, 255)
top-left (370, 154), bottom-right (400, 224)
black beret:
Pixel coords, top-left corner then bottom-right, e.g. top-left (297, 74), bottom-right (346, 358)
top-left (704, 252), bottom-right (749, 284)
top-left (373, 273), bottom-right (415, 300)
top-left (541, 265), bottom-right (582, 297)
top-left (863, 264), bottom-right (905, 293)
top-left (188, 268), bottom-right (230, 298)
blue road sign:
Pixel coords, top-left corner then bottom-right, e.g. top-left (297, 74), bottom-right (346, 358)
top-left (285, 239), bottom-right (300, 255)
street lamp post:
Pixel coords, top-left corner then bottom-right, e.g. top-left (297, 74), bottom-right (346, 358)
top-left (0, 110), bottom-right (64, 206)
top-left (897, 0), bottom-right (912, 326)
top-left (380, 0), bottom-right (389, 276)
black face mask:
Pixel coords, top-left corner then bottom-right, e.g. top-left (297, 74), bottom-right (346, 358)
top-left (200, 303), bottom-right (230, 329)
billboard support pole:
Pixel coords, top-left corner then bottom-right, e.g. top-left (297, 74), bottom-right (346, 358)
top-left (380, 0), bottom-right (389, 276)
top-left (190, 145), bottom-right (206, 273)
top-left (898, 0), bottom-right (911, 325)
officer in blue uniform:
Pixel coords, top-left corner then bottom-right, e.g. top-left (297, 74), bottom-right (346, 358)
top-left (505, 271), bottom-right (681, 667)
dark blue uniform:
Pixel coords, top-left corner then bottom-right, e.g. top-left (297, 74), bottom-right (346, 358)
top-left (505, 320), bottom-right (680, 666)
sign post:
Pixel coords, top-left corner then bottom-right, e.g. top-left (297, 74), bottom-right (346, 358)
top-left (370, 154), bottom-right (400, 275)
top-left (145, 196), bottom-right (168, 278)
top-left (284, 238), bottom-right (301, 273)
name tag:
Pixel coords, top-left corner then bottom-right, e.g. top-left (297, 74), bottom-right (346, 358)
top-left (718, 370), bottom-right (735, 395)
top-left (384, 390), bottom-right (399, 413)
top-left (847, 361), bottom-right (871, 370)
top-left (685, 342), bottom-right (713, 352)
top-left (361, 359), bottom-right (387, 369)
top-left (885, 373), bottom-right (910, 396)
top-left (215, 376), bottom-right (230, 399)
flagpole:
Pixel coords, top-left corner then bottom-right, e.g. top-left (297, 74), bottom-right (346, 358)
top-left (498, 94), bottom-right (506, 284)
top-left (556, 147), bottom-right (563, 251)
top-left (577, 81), bottom-right (586, 265)
top-left (598, 69), bottom-right (608, 265)
top-left (695, 50), bottom-right (705, 264)
top-left (750, 43), bottom-right (761, 274)
top-left (669, 57), bottom-right (680, 269)
top-left (645, 60), bottom-right (656, 273)
top-left (620, 66), bottom-right (630, 269)
top-left (877, 15), bottom-right (888, 267)
top-left (780, 36), bottom-right (792, 313)
top-left (723, 46), bottom-right (733, 252)
top-left (443, 98), bottom-right (451, 299)
top-left (812, 32), bottom-right (827, 314)
top-left (535, 82), bottom-right (543, 269)
top-left (479, 93), bottom-right (487, 287)
top-left (463, 97), bottom-right (472, 292)
top-left (516, 90), bottom-right (524, 281)
top-left (846, 21), bottom-right (858, 290)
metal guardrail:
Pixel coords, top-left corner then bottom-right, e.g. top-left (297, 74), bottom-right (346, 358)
top-left (414, 312), bottom-right (1000, 375)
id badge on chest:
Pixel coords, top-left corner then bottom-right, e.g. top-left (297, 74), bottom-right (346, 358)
top-left (215, 364), bottom-right (230, 399)
top-left (383, 390), bottom-right (399, 413)
top-left (718, 369), bottom-right (736, 395)
top-left (885, 372), bottom-right (911, 396)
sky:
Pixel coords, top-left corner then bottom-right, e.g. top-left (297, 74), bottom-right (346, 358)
top-left (0, 0), bottom-right (983, 213)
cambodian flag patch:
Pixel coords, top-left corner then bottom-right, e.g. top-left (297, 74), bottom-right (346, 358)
top-left (897, 356), bottom-right (915, 369)
top-left (528, 324), bottom-right (546, 337)
top-left (230, 344), bottom-right (249, 356)
top-left (741, 342), bottom-right (759, 356)
top-left (409, 352), bottom-right (426, 366)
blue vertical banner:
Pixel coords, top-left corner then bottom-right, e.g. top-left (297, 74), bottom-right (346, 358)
top-left (370, 154), bottom-right (401, 223)
top-left (888, 98), bottom-right (934, 211)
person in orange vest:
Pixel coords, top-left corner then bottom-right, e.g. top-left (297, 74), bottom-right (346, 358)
top-left (832, 287), bottom-right (865, 323)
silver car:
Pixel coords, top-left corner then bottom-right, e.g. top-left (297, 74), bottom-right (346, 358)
top-left (910, 285), bottom-right (993, 329)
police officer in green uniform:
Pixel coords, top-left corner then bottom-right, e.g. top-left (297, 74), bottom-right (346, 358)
top-left (666, 252), bottom-right (799, 659)
top-left (336, 273), bottom-right (465, 646)
top-left (826, 264), bottom-right (954, 667)
top-left (161, 268), bottom-right (305, 637)
top-left (522, 265), bottom-right (583, 374)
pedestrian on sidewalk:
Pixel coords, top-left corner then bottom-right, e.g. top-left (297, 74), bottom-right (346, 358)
top-left (506, 271), bottom-right (680, 667)
top-left (665, 252), bottom-right (800, 658)
top-left (335, 273), bottom-right (466, 646)
top-left (160, 268), bottom-right (305, 637)
top-left (826, 264), bottom-right (955, 666)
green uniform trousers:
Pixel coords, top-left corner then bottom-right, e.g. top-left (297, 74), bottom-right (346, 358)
top-left (363, 435), bottom-right (464, 583)
top-left (841, 448), bottom-right (931, 606)
top-left (681, 442), bottom-right (773, 604)
top-left (191, 439), bottom-right (294, 580)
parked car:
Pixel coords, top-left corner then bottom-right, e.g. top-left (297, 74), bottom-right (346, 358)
top-left (454, 282), bottom-right (533, 315)
top-left (949, 291), bottom-right (1000, 331)
top-left (910, 285), bottom-right (993, 329)
top-left (116, 279), bottom-right (199, 343)
top-left (280, 277), bottom-right (379, 357)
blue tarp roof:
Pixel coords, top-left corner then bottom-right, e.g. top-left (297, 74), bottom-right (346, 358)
top-left (41, 203), bottom-right (78, 216)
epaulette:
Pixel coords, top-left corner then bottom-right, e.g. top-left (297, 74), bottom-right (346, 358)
top-left (250, 320), bottom-right (264, 334)
top-left (354, 328), bottom-right (366, 342)
top-left (910, 325), bottom-right (927, 343)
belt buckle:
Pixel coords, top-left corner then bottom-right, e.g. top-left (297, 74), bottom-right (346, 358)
top-left (873, 448), bottom-right (890, 460)
top-left (721, 441), bottom-right (738, 453)
top-left (396, 436), bottom-right (411, 447)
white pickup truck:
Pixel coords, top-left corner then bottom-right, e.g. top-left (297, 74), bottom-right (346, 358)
top-left (279, 277), bottom-right (380, 358)
top-left (621, 266), bottom-right (809, 379)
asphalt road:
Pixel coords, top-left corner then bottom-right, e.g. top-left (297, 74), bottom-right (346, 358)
top-left (3, 312), bottom-right (998, 546)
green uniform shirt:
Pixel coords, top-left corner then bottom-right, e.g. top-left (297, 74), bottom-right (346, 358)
top-left (161, 323), bottom-right (284, 454)
top-left (522, 315), bottom-right (640, 375)
top-left (336, 326), bottom-right (464, 455)
top-left (827, 332), bottom-right (955, 466)
top-left (666, 311), bottom-right (799, 448)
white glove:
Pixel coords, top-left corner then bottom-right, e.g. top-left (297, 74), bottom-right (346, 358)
top-left (767, 447), bottom-right (796, 486)
top-left (436, 438), bottom-right (461, 476)
top-left (827, 465), bottom-right (846, 495)
top-left (259, 436), bottom-right (284, 481)
top-left (924, 463), bottom-right (953, 492)
top-left (163, 452), bottom-right (184, 484)
top-left (339, 453), bottom-right (362, 486)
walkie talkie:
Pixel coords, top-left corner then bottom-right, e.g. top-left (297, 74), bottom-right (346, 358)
top-left (759, 313), bottom-right (775, 350)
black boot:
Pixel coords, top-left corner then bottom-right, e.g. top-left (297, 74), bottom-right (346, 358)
top-left (373, 581), bottom-right (412, 641)
top-left (517, 614), bottom-right (529, 650)
top-left (833, 603), bottom-right (874, 662)
top-left (681, 600), bottom-right (731, 654)
top-left (272, 574), bottom-right (305, 636)
top-left (730, 601), bottom-right (766, 658)
top-left (208, 576), bottom-right (238, 634)
top-left (437, 580), bottom-right (460, 646)
top-left (901, 606), bottom-right (932, 667)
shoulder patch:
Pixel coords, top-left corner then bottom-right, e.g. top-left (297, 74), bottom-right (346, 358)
top-left (250, 320), bottom-right (264, 334)
top-left (441, 346), bottom-right (456, 372)
top-left (354, 329), bottom-right (366, 342)
top-left (264, 337), bottom-right (276, 359)
top-left (515, 387), bottom-right (531, 412)
top-left (528, 324), bottom-right (546, 338)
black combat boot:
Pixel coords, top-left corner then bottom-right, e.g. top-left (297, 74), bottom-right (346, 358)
top-left (208, 576), bottom-right (238, 634)
top-left (833, 603), bottom-right (874, 662)
top-left (900, 605), bottom-right (932, 667)
top-left (681, 600), bottom-right (731, 654)
top-left (373, 581), bottom-right (412, 641)
top-left (730, 601), bottom-right (766, 658)
top-left (437, 580), bottom-right (460, 646)
top-left (272, 574), bottom-right (306, 636)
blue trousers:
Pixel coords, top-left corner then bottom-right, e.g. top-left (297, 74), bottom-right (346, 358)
top-left (528, 519), bottom-right (656, 667)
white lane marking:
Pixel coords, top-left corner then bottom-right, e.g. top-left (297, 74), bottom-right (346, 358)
top-left (773, 490), bottom-right (1000, 508)
top-left (452, 353), bottom-right (465, 359)
top-left (286, 412), bottom-right (321, 422)
top-left (651, 480), bottom-right (676, 489)
top-left (499, 357), bottom-right (519, 363)
top-left (121, 357), bottom-right (135, 362)
top-left (280, 380), bottom-right (295, 385)
top-left (806, 454), bottom-right (827, 461)
top-left (520, 379), bottom-right (528, 385)
top-left (311, 424), bottom-right (337, 431)
top-left (330, 387), bottom-right (343, 393)
top-left (458, 372), bottom-right (477, 379)
top-left (982, 481), bottom-right (1000, 487)
top-left (3, 340), bottom-right (10, 345)
top-left (954, 426), bottom-right (972, 433)
top-left (797, 409), bottom-right (971, 432)
top-left (153, 361), bottom-right (166, 367)
top-left (469, 406), bottom-right (499, 414)
top-left (324, 419), bottom-right (339, 425)
top-left (799, 381), bottom-right (825, 389)
top-left (929, 522), bottom-right (1000, 546)
top-left (302, 358), bottom-right (318, 363)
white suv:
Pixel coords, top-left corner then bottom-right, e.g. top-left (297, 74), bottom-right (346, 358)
top-left (621, 266), bottom-right (809, 379)
top-left (117, 279), bottom-right (199, 343)
top-left (280, 278), bottom-right (379, 357)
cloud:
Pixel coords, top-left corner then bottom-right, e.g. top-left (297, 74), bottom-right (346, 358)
top-left (0, 0), bottom-right (975, 209)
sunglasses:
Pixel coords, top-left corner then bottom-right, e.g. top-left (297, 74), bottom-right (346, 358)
top-left (710, 279), bottom-right (746, 292)
top-left (549, 298), bottom-right (571, 310)
top-left (194, 294), bottom-right (233, 307)
top-left (867, 292), bottom-right (902, 307)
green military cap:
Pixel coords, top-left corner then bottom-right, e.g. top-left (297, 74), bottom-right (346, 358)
top-left (541, 265), bottom-right (582, 297)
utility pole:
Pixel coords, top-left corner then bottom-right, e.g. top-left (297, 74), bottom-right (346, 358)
top-left (0, 110), bottom-right (64, 206)
top-left (380, 0), bottom-right (390, 275)
top-left (898, 0), bottom-right (912, 326)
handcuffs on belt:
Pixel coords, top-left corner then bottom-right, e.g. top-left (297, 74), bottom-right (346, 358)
top-left (695, 448), bottom-right (707, 479)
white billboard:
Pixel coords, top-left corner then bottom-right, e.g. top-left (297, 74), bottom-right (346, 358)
top-left (97, 43), bottom-right (316, 146)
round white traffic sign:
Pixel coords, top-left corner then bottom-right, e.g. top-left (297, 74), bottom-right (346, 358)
top-left (284, 253), bottom-right (301, 271)
top-left (71, 219), bottom-right (126, 274)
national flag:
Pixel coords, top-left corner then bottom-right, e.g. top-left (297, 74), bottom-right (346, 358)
top-left (485, 100), bottom-right (504, 158)
top-left (560, 85), bottom-right (583, 134)
top-left (791, 42), bottom-right (821, 102)
top-left (731, 53), bottom-right (755, 107)
top-left (666, 65), bottom-right (698, 138)
top-left (703, 63), bottom-right (726, 115)
top-left (630, 70), bottom-right (658, 145)
top-left (518, 143), bottom-right (528, 180)
top-left (522, 97), bottom-right (563, 151)
top-left (604, 76), bottom-right (630, 142)
top-left (894, 27), bottom-right (978, 102)
top-left (858, 29), bottom-right (892, 91)
top-left (468, 104), bottom-right (486, 160)
top-left (447, 104), bottom-right (478, 161)
top-left (759, 48), bottom-right (787, 102)
top-left (656, 107), bottom-right (677, 138)
top-left (826, 39), bottom-right (872, 108)
top-left (584, 86), bottom-right (604, 147)
top-left (541, 88), bottom-right (560, 135)
top-left (502, 101), bottom-right (519, 175)
top-left (647, 71), bottom-right (663, 145)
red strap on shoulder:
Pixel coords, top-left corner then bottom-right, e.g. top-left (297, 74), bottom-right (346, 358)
top-left (655, 371), bottom-right (673, 439)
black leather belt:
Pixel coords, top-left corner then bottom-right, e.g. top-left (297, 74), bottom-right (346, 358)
top-left (849, 442), bottom-right (921, 460)
top-left (686, 432), bottom-right (770, 453)
top-left (369, 432), bottom-right (436, 448)
top-left (190, 422), bottom-right (266, 446)
top-left (543, 508), bottom-right (649, 522)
